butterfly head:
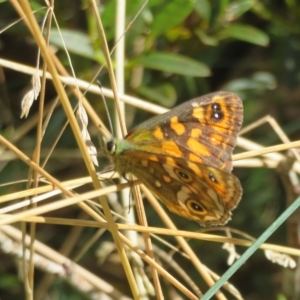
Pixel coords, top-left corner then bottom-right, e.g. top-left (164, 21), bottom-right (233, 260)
top-left (99, 135), bottom-right (135, 177)
top-left (99, 135), bottom-right (112, 154)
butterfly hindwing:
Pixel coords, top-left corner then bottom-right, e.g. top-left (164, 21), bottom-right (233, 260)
top-left (121, 152), bottom-right (242, 226)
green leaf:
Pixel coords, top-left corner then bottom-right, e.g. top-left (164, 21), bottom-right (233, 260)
top-left (225, 0), bottom-right (255, 20)
top-left (151, 0), bottom-right (194, 36)
top-left (222, 72), bottom-right (277, 96)
top-left (194, 0), bottom-right (211, 22)
top-left (0, 274), bottom-right (19, 288)
top-left (135, 83), bottom-right (177, 107)
top-left (218, 24), bottom-right (269, 46)
top-left (100, 0), bottom-right (146, 40)
top-left (210, 0), bottom-right (229, 27)
top-left (203, 195), bottom-right (300, 299)
top-left (50, 29), bottom-right (104, 62)
top-left (195, 29), bottom-right (219, 46)
top-left (131, 52), bottom-right (211, 77)
top-left (277, 294), bottom-right (288, 300)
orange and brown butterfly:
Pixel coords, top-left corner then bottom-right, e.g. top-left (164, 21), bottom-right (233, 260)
top-left (99, 91), bottom-right (243, 226)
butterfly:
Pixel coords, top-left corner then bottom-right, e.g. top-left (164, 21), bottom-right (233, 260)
top-left (99, 91), bottom-right (243, 226)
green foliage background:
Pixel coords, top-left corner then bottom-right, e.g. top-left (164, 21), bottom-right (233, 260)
top-left (0, 0), bottom-right (300, 299)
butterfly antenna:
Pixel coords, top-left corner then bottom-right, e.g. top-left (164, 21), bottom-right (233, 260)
top-left (97, 80), bottom-right (114, 137)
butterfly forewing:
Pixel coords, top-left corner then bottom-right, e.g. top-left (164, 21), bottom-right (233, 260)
top-left (125, 92), bottom-right (243, 172)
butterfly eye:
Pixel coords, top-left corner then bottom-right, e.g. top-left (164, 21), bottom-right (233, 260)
top-left (186, 199), bottom-right (205, 213)
top-left (106, 140), bottom-right (116, 153)
top-left (175, 169), bottom-right (193, 182)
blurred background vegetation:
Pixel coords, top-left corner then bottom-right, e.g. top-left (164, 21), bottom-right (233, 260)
top-left (0, 0), bottom-right (300, 299)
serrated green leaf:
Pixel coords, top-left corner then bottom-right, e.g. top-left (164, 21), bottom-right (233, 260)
top-left (218, 24), bottom-right (269, 46)
top-left (131, 53), bottom-right (210, 77)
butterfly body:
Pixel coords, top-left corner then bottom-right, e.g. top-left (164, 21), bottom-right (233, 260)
top-left (100, 91), bottom-right (243, 226)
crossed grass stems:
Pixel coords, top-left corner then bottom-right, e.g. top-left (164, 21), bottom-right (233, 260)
top-left (1, 1), bottom-right (300, 299)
